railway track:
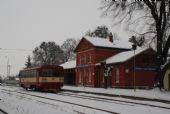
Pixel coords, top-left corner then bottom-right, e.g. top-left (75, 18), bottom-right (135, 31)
top-left (58, 91), bottom-right (170, 110)
top-left (0, 88), bottom-right (119, 114)
top-left (1, 86), bottom-right (170, 114)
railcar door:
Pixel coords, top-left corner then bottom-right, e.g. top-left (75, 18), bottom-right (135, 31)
top-left (36, 70), bottom-right (40, 86)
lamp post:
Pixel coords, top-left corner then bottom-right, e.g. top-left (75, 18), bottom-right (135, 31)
top-left (132, 44), bottom-right (137, 91)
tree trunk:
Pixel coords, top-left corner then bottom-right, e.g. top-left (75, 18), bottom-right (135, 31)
top-left (156, 25), bottom-right (164, 89)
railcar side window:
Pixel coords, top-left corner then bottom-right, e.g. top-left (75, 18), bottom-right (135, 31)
top-left (54, 71), bottom-right (63, 77)
top-left (41, 68), bottom-right (64, 77)
top-left (42, 69), bottom-right (53, 77)
top-left (19, 70), bottom-right (37, 77)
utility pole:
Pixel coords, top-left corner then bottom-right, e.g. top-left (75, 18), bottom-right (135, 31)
top-left (8, 64), bottom-right (11, 77)
top-left (132, 42), bottom-right (137, 92)
top-left (5, 56), bottom-right (10, 78)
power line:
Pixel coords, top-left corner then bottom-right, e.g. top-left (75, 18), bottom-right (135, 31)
top-left (0, 48), bottom-right (32, 52)
top-left (0, 48), bottom-right (32, 54)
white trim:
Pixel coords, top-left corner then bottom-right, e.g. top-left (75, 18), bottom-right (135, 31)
top-left (77, 48), bottom-right (94, 54)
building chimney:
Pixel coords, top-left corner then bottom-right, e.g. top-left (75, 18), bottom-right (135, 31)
top-left (109, 33), bottom-right (113, 43)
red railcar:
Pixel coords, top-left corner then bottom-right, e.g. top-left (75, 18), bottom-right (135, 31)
top-left (19, 65), bottom-right (64, 92)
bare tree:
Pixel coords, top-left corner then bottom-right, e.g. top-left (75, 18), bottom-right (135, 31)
top-left (129, 36), bottom-right (145, 47)
top-left (61, 38), bottom-right (77, 62)
top-left (101, 0), bottom-right (170, 89)
top-left (32, 41), bottom-right (64, 66)
top-left (85, 25), bottom-right (111, 38)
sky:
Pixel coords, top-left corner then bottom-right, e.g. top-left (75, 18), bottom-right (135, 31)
top-left (0, 0), bottom-right (130, 77)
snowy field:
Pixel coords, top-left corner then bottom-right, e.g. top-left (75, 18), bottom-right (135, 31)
top-left (0, 85), bottom-right (170, 114)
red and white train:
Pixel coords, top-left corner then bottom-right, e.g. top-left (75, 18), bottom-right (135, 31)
top-left (19, 65), bottom-right (64, 92)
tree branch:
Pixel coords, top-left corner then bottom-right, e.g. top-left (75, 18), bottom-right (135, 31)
top-left (163, 35), bottom-right (170, 62)
top-left (143, 0), bottom-right (158, 22)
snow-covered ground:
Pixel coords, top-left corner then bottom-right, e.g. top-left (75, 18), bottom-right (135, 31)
top-left (63, 86), bottom-right (170, 101)
top-left (0, 85), bottom-right (170, 114)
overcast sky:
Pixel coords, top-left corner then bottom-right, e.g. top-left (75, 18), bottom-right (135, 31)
top-left (0, 0), bottom-right (129, 77)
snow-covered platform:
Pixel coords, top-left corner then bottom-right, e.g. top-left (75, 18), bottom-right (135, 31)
top-left (63, 86), bottom-right (170, 102)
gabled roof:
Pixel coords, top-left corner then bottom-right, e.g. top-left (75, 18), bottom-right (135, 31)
top-left (85, 36), bottom-right (132, 49)
top-left (105, 47), bottom-right (154, 64)
top-left (60, 60), bottom-right (76, 69)
top-left (74, 36), bottom-right (132, 52)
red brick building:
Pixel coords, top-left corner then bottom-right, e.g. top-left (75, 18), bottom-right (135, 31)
top-left (98, 48), bottom-right (157, 88)
top-left (74, 36), bottom-right (157, 88)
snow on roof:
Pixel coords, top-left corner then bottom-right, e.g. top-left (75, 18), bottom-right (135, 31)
top-left (106, 47), bottom-right (150, 64)
top-left (84, 36), bottom-right (132, 49)
top-left (60, 60), bottom-right (76, 69)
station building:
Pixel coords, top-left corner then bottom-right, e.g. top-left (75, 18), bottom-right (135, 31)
top-left (74, 36), bottom-right (157, 88)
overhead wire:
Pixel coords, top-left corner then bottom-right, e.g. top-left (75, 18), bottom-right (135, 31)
top-left (0, 48), bottom-right (32, 54)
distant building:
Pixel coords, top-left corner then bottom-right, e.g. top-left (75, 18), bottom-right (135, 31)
top-left (74, 36), bottom-right (157, 88)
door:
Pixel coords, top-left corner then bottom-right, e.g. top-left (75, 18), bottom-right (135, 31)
top-left (107, 71), bottom-right (112, 88)
top-left (36, 70), bottom-right (40, 86)
top-left (95, 67), bottom-right (100, 87)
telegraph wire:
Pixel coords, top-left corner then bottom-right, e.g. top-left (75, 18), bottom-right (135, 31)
top-left (0, 48), bottom-right (32, 52)
top-left (0, 48), bottom-right (32, 54)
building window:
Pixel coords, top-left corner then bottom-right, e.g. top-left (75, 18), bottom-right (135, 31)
top-left (89, 53), bottom-right (92, 63)
top-left (84, 69), bottom-right (86, 84)
top-left (79, 70), bottom-right (82, 83)
top-left (79, 55), bottom-right (81, 65)
top-left (125, 69), bottom-right (129, 73)
top-left (89, 68), bottom-right (91, 82)
top-left (84, 54), bottom-right (86, 64)
top-left (116, 68), bottom-right (120, 83)
top-left (84, 69), bottom-right (86, 78)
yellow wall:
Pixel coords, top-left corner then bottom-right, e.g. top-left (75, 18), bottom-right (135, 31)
top-left (39, 77), bottom-right (64, 83)
top-left (163, 69), bottom-right (170, 91)
top-left (20, 77), bottom-right (64, 83)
